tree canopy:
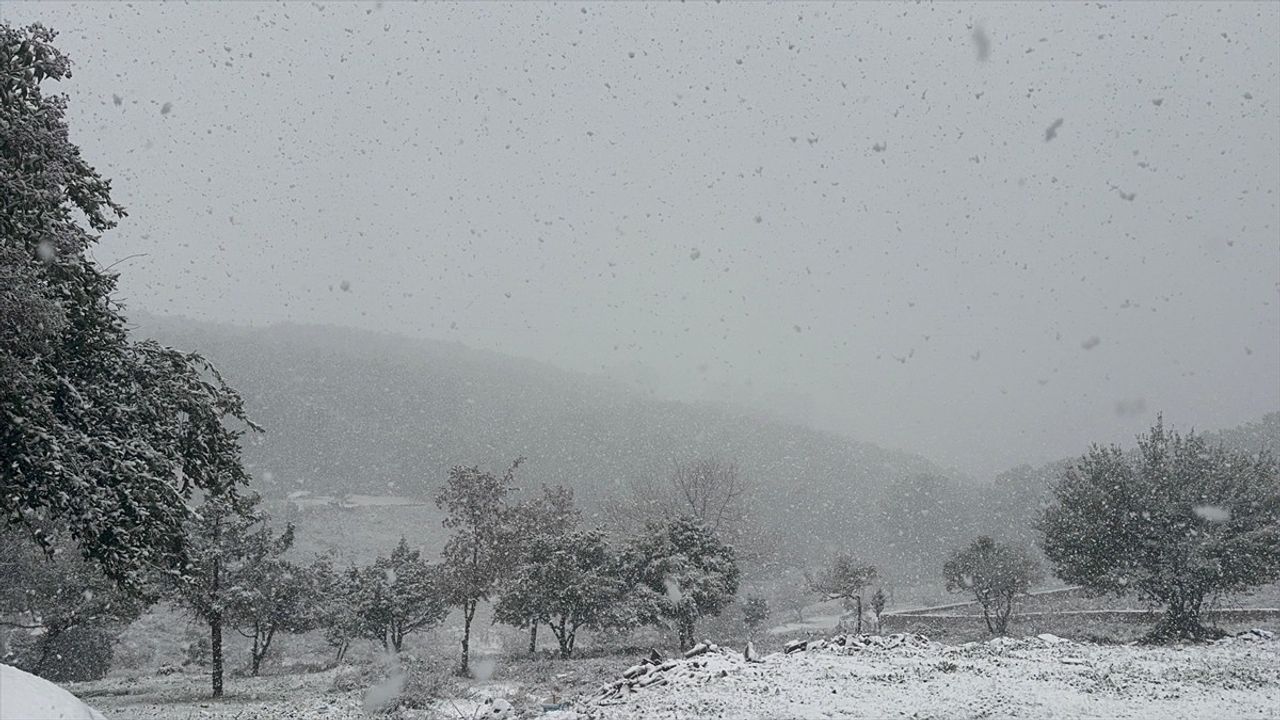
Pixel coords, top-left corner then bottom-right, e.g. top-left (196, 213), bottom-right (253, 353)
top-left (0, 23), bottom-right (257, 589)
top-left (1039, 418), bottom-right (1280, 641)
top-left (808, 553), bottom-right (878, 632)
top-left (622, 516), bottom-right (740, 650)
top-left (435, 459), bottom-right (521, 676)
top-left (943, 536), bottom-right (1041, 635)
top-left (495, 528), bottom-right (625, 658)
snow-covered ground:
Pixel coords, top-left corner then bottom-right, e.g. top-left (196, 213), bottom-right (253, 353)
top-left (50, 631), bottom-right (1280, 719)
top-left (561, 631), bottom-right (1280, 720)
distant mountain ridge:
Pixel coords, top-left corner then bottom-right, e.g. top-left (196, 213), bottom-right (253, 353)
top-left (131, 313), bottom-right (946, 557)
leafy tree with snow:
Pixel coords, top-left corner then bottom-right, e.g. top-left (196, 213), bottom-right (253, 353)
top-left (227, 540), bottom-right (317, 675)
top-left (622, 516), bottom-right (740, 650)
top-left (353, 538), bottom-right (448, 653)
top-left (305, 556), bottom-right (360, 663)
top-left (501, 484), bottom-right (580, 653)
top-left (1039, 417), bottom-right (1280, 641)
top-left (435, 459), bottom-right (521, 676)
top-left (170, 491), bottom-right (292, 697)
top-left (942, 536), bottom-right (1041, 635)
top-left (742, 596), bottom-right (770, 637)
top-left (0, 23), bottom-right (258, 589)
top-left (808, 554), bottom-right (877, 633)
top-left (495, 528), bottom-right (625, 658)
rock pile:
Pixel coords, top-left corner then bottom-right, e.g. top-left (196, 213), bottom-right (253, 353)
top-left (784, 632), bottom-right (936, 656)
top-left (589, 634), bottom-right (940, 706)
top-left (1216, 628), bottom-right (1276, 644)
top-left (588, 641), bottom-right (752, 705)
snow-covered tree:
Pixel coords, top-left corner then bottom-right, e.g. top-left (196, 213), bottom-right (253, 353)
top-left (807, 554), bottom-right (877, 633)
top-left (170, 492), bottom-right (292, 697)
top-left (435, 459), bottom-right (521, 676)
top-left (0, 24), bottom-right (258, 589)
top-left (502, 484), bottom-right (580, 654)
top-left (1039, 418), bottom-right (1280, 641)
top-left (305, 557), bottom-right (359, 663)
top-left (622, 516), bottom-right (740, 650)
top-left (494, 528), bottom-right (625, 658)
top-left (942, 536), bottom-right (1041, 635)
top-left (356, 539), bottom-right (448, 653)
top-left (227, 539), bottom-right (315, 675)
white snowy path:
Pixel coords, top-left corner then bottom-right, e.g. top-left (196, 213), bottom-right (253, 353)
top-left (568, 634), bottom-right (1280, 719)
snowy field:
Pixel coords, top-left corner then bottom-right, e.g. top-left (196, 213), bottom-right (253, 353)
top-left (562, 632), bottom-right (1280, 720)
top-left (57, 631), bottom-right (1278, 719)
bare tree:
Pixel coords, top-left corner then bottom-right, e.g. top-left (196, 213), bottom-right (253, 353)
top-left (605, 458), bottom-right (750, 534)
top-left (668, 459), bottom-right (748, 533)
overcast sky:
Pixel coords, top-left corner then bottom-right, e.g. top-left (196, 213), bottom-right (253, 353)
top-left (5, 1), bottom-right (1278, 477)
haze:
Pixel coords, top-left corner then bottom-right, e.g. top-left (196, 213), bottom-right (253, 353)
top-left (4, 1), bottom-right (1277, 476)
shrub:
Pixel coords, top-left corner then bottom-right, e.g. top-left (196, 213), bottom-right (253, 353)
top-left (20, 626), bottom-right (115, 682)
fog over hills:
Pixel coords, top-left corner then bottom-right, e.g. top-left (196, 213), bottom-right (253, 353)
top-left (134, 312), bottom-right (1278, 589)
top-left (134, 314), bottom-right (951, 557)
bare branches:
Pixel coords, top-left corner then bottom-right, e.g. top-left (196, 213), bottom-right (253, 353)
top-left (668, 459), bottom-right (747, 533)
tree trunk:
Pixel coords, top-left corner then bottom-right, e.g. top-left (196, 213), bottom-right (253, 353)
top-left (1149, 593), bottom-right (1217, 642)
top-left (854, 595), bottom-right (863, 634)
top-left (251, 630), bottom-right (261, 676)
top-left (994, 592), bottom-right (1014, 635)
top-left (252, 626), bottom-right (276, 675)
top-left (210, 510), bottom-right (224, 698)
top-left (210, 614), bottom-right (224, 698)
top-left (528, 623), bottom-right (537, 656)
top-left (677, 614), bottom-right (696, 650)
top-left (458, 601), bottom-right (474, 677)
top-left (32, 625), bottom-right (62, 676)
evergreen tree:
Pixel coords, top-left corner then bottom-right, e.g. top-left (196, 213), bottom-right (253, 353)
top-left (869, 588), bottom-right (887, 633)
top-left (0, 525), bottom-right (145, 680)
top-left (742, 596), bottom-right (769, 638)
top-left (502, 484), bottom-right (579, 653)
top-left (356, 539), bottom-right (448, 653)
top-left (309, 558), bottom-right (360, 663)
top-left (227, 537), bottom-right (314, 676)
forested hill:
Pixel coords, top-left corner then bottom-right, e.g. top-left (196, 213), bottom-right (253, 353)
top-left (131, 314), bottom-right (945, 553)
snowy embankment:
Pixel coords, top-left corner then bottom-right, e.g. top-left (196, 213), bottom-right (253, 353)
top-left (561, 630), bottom-right (1280, 719)
top-left (1, 664), bottom-right (107, 720)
